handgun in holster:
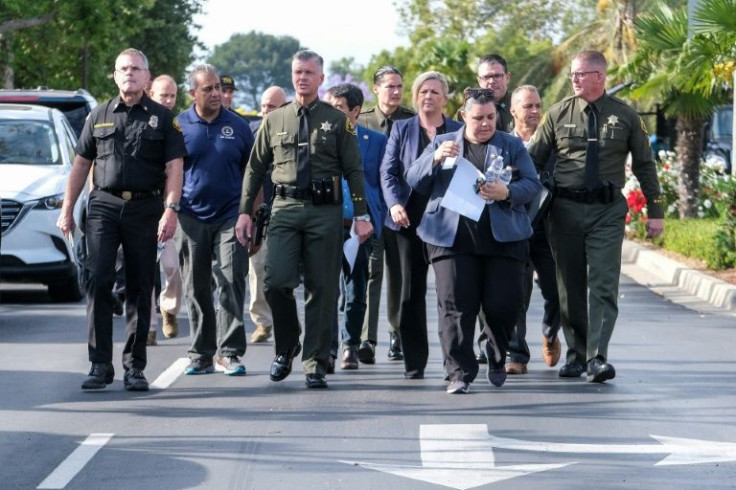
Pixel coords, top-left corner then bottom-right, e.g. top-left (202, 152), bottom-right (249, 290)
top-left (253, 203), bottom-right (271, 246)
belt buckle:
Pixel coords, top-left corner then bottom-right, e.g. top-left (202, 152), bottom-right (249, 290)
top-left (121, 191), bottom-right (133, 200)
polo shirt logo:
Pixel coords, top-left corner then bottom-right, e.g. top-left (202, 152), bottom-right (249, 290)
top-left (221, 126), bottom-right (235, 139)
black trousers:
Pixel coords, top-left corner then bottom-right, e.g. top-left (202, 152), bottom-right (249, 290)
top-left (85, 190), bottom-right (161, 370)
top-left (391, 226), bottom-right (429, 377)
top-left (433, 254), bottom-right (525, 383)
top-left (508, 225), bottom-right (561, 363)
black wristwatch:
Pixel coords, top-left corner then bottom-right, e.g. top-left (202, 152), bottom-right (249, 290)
top-left (166, 202), bottom-right (180, 212)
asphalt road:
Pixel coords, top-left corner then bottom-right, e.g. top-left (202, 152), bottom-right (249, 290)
top-left (1, 272), bottom-right (735, 490)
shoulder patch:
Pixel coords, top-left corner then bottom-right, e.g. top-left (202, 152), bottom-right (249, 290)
top-left (173, 116), bottom-right (182, 133)
top-left (346, 118), bottom-right (357, 136)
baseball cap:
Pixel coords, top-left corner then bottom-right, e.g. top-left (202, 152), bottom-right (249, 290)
top-left (221, 75), bottom-right (237, 90)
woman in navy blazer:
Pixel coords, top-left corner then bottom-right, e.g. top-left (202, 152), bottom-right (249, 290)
top-left (379, 71), bottom-right (462, 379)
top-left (405, 88), bottom-right (541, 394)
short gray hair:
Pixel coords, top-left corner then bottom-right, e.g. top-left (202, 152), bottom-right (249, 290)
top-left (116, 48), bottom-right (149, 69)
top-left (188, 64), bottom-right (219, 90)
top-left (293, 50), bottom-right (324, 68)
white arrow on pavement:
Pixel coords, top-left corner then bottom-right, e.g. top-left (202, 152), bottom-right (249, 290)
top-left (340, 424), bottom-right (573, 490)
top-left (341, 425), bottom-right (736, 489)
top-left (487, 433), bottom-right (736, 466)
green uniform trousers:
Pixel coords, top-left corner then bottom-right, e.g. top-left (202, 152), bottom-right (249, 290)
top-left (546, 194), bottom-right (628, 364)
top-left (264, 197), bottom-right (343, 375)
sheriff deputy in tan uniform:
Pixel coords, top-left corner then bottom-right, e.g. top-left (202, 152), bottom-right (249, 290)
top-left (235, 50), bottom-right (372, 389)
top-left (527, 50), bottom-right (664, 384)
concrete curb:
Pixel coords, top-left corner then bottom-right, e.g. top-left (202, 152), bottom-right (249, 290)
top-left (621, 239), bottom-right (736, 314)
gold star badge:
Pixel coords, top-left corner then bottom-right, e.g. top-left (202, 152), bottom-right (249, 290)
top-left (320, 121), bottom-right (333, 132)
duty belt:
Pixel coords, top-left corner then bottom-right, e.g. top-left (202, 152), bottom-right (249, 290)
top-left (273, 183), bottom-right (311, 200)
top-left (555, 186), bottom-right (619, 204)
top-left (96, 187), bottom-right (162, 200)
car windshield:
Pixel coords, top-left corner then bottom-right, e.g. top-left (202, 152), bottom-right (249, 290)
top-left (0, 120), bottom-right (60, 165)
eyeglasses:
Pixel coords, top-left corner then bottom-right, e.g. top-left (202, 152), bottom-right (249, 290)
top-left (570, 71), bottom-right (600, 79)
top-left (115, 65), bottom-right (147, 74)
top-left (463, 87), bottom-right (494, 101)
top-left (477, 73), bottom-right (506, 82)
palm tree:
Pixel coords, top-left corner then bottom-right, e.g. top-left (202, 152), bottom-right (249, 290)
top-left (619, 1), bottom-right (731, 217)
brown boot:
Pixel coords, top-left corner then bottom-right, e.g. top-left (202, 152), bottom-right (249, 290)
top-left (250, 325), bottom-right (272, 343)
top-left (161, 309), bottom-right (178, 338)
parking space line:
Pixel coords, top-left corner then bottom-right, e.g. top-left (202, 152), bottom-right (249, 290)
top-left (37, 433), bottom-right (114, 489)
top-left (150, 357), bottom-right (189, 390)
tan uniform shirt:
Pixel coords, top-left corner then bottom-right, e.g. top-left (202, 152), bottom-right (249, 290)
top-left (528, 93), bottom-right (663, 218)
top-left (240, 100), bottom-right (367, 215)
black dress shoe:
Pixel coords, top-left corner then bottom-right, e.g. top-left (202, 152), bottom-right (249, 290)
top-left (404, 370), bottom-right (424, 379)
top-left (587, 357), bottom-right (616, 383)
top-left (341, 347), bottom-right (359, 370)
top-left (305, 373), bottom-right (328, 388)
top-left (559, 361), bottom-right (586, 378)
top-left (81, 363), bottom-right (115, 390)
top-left (327, 355), bottom-right (336, 375)
top-left (357, 341), bottom-right (376, 364)
top-left (388, 332), bottom-right (403, 361)
top-left (123, 368), bottom-right (149, 391)
top-left (270, 343), bottom-right (302, 382)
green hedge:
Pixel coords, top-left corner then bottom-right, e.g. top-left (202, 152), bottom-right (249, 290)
top-left (652, 218), bottom-right (736, 270)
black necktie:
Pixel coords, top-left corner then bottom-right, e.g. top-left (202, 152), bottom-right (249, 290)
top-left (585, 104), bottom-right (599, 191)
top-left (297, 105), bottom-right (310, 188)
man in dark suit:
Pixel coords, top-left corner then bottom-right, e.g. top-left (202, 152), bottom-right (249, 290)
top-left (325, 83), bottom-right (388, 370)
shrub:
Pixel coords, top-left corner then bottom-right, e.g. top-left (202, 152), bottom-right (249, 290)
top-left (652, 218), bottom-right (736, 270)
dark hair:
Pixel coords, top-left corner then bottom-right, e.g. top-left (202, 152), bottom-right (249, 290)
top-left (293, 49), bottom-right (324, 67)
top-left (373, 65), bottom-right (403, 85)
top-left (330, 83), bottom-right (364, 111)
top-left (477, 53), bottom-right (508, 73)
top-left (462, 87), bottom-right (495, 112)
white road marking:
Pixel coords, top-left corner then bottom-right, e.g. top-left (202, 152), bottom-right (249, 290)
top-left (342, 424), bottom-right (570, 490)
top-left (150, 357), bottom-right (189, 390)
top-left (37, 433), bottom-right (114, 489)
top-left (343, 424), bottom-right (736, 489)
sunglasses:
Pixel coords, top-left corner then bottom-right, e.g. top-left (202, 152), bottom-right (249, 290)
top-left (463, 87), bottom-right (494, 101)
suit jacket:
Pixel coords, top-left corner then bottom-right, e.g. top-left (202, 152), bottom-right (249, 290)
top-left (380, 115), bottom-right (463, 231)
top-left (346, 124), bottom-right (387, 237)
top-left (405, 128), bottom-right (542, 247)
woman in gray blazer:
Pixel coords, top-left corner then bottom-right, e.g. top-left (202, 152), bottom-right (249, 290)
top-left (405, 88), bottom-right (541, 394)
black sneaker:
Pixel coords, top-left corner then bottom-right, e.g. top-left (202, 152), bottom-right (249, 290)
top-left (123, 368), bottom-right (149, 391)
top-left (81, 363), bottom-right (115, 390)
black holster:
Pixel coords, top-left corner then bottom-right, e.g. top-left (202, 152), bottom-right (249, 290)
top-left (252, 203), bottom-right (271, 246)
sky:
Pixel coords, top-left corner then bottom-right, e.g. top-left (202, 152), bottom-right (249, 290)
top-left (193, 0), bottom-right (409, 70)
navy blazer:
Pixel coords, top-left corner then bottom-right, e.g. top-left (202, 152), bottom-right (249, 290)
top-left (380, 115), bottom-right (463, 231)
top-left (357, 124), bottom-right (388, 237)
top-left (405, 128), bottom-right (542, 247)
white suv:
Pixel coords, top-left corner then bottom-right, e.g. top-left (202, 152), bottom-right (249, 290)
top-left (0, 104), bottom-right (88, 301)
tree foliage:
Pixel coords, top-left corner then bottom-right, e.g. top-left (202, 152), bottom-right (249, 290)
top-left (207, 31), bottom-right (301, 111)
top-left (1, 0), bottom-right (203, 100)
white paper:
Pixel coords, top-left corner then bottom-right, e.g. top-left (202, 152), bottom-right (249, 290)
top-left (439, 156), bottom-right (486, 221)
top-left (342, 224), bottom-right (360, 273)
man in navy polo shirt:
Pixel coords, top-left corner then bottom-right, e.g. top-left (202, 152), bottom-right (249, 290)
top-left (176, 64), bottom-right (255, 376)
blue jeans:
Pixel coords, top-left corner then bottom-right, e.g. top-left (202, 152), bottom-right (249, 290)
top-left (331, 228), bottom-right (372, 355)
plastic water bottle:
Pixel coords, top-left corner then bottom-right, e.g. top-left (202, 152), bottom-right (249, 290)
top-left (499, 166), bottom-right (512, 185)
top-left (156, 241), bottom-right (165, 262)
top-left (483, 154), bottom-right (505, 203)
